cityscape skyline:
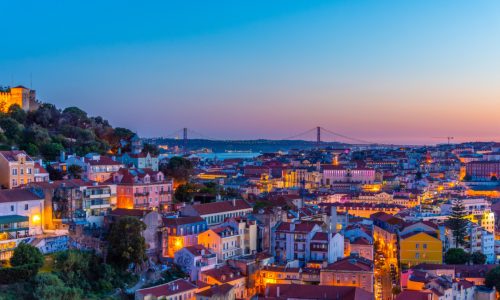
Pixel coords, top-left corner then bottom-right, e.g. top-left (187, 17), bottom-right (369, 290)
top-left (2, 0), bottom-right (500, 144)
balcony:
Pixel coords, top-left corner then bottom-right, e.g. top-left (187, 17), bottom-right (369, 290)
top-left (84, 189), bottom-right (111, 199)
top-left (0, 216), bottom-right (30, 240)
top-left (0, 229), bottom-right (31, 240)
top-left (84, 199), bottom-right (110, 209)
top-left (134, 192), bottom-right (150, 197)
top-left (134, 203), bottom-right (150, 208)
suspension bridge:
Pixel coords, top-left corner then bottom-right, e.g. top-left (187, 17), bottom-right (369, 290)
top-left (154, 126), bottom-right (392, 148)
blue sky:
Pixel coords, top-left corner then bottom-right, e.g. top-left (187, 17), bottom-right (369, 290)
top-left (2, 0), bottom-right (500, 143)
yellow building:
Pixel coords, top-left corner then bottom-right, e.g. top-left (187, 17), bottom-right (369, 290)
top-left (399, 231), bottom-right (442, 267)
top-left (197, 171), bottom-right (228, 180)
top-left (0, 86), bottom-right (38, 112)
top-left (0, 150), bottom-right (35, 189)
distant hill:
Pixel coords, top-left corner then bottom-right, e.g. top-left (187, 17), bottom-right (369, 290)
top-left (0, 103), bottom-right (135, 160)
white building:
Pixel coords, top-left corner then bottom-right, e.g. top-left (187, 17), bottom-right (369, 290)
top-left (0, 188), bottom-right (44, 260)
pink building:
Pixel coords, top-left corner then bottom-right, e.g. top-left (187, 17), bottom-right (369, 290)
top-left (111, 168), bottom-right (173, 211)
top-left (84, 154), bottom-right (124, 182)
top-left (322, 165), bottom-right (376, 185)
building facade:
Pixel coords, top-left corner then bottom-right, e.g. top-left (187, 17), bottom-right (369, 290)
top-left (0, 150), bottom-right (35, 189)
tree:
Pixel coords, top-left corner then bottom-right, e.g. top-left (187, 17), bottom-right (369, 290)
top-left (67, 165), bottom-right (83, 179)
top-left (470, 251), bottom-right (486, 264)
top-left (40, 142), bottom-right (64, 161)
top-left (142, 143), bottom-right (160, 156)
top-left (33, 273), bottom-right (82, 300)
top-left (447, 198), bottom-right (468, 247)
top-left (46, 164), bottom-right (65, 181)
top-left (161, 156), bottom-right (193, 184)
top-left (174, 183), bottom-right (200, 203)
top-left (444, 248), bottom-right (470, 265)
top-left (485, 266), bottom-right (500, 293)
top-left (10, 243), bottom-right (44, 269)
top-left (8, 104), bottom-right (27, 123)
top-left (106, 216), bottom-right (146, 269)
top-left (0, 117), bottom-right (22, 141)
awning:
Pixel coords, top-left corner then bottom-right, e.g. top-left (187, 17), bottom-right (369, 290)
top-left (0, 215), bottom-right (29, 224)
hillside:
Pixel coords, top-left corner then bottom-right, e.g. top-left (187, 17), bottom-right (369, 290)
top-left (0, 103), bottom-right (135, 160)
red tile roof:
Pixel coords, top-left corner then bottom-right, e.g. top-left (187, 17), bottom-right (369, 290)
top-left (191, 200), bottom-right (251, 215)
top-left (109, 208), bottom-right (151, 217)
top-left (182, 244), bottom-right (212, 257)
top-left (312, 232), bottom-right (328, 241)
top-left (84, 156), bottom-right (123, 166)
top-left (201, 265), bottom-right (244, 283)
top-left (196, 283), bottom-right (234, 297)
top-left (34, 162), bottom-right (48, 174)
top-left (264, 284), bottom-right (373, 300)
top-left (395, 290), bottom-right (431, 300)
top-left (275, 221), bottom-right (322, 233)
top-left (400, 231), bottom-right (438, 240)
top-left (351, 237), bottom-right (371, 245)
top-left (0, 150), bottom-right (33, 162)
top-left (325, 257), bottom-right (373, 272)
top-left (136, 279), bottom-right (197, 298)
top-left (0, 188), bottom-right (43, 203)
top-left (163, 216), bottom-right (205, 226)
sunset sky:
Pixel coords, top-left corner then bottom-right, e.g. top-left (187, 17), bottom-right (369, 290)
top-left (2, 0), bottom-right (500, 144)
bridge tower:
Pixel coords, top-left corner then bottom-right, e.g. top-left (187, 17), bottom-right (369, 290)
top-left (183, 127), bottom-right (188, 153)
top-left (316, 126), bottom-right (321, 148)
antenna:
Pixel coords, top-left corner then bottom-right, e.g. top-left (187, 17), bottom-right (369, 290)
top-left (30, 72), bottom-right (33, 89)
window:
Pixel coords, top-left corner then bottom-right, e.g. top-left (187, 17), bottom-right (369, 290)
top-left (25, 204), bottom-right (28, 210)
top-left (12, 169), bottom-right (17, 175)
top-left (423, 243), bottom-right (427, 249)
top-left (20, 168), bottom-right (24, 175)
top-left (415, 253), bottom-right (420, 259)
top-left (415, 243), bottom-right (419, 249)
top-left (10, 205), bottom-right (14, 212)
